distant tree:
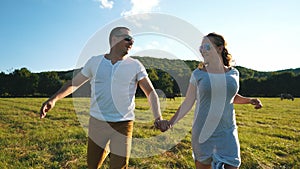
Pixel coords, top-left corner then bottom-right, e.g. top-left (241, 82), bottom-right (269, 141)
top-left (1, 57), bottom-right (299, 98)
top-left (267, 72), bottom-right (295, 96)
top-left (158, 71), bottom-right (173, 94)
top-left (291, 75), bottom-right (300, 96)
top-left (0, 72), bottom-right (9, 96)
top-left (37, 71), bottom-right (62, 96)
top-left (239, 78), bottom-right (261, 96)
top-left (10, 68), bottom-right (38, 96)
top-left (147, 68), bottom-right (159, 82)
top-left (236, 66), bottom-right (255, 79)
top-left (184, 60), bottom-right (199, 70)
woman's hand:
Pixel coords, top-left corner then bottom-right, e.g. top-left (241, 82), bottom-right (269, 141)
top-left (250, 98), bottom-right (263, 109)
top-left (154, 119), bottom-right (171, 132)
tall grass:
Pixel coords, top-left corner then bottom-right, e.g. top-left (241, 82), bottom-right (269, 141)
top-left (0, 98), bottom-right (299, 168)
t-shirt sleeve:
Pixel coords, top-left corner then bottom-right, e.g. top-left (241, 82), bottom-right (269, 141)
top-left (81, 58), bottom-right (93, 78)
top-left (189, 71), bottom-right (197, 86)
top-left (136, 60), bottom-right (148, 81)
top-left (234, 67), bottom-right (240, 77)
top-left (81, 56), bottom-right (102, 78)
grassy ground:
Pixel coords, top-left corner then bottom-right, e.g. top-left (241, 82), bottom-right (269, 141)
top-left (0, 97), bottom-right (299, 168)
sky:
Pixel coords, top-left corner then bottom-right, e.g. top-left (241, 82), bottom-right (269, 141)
top-left (1, 0), bottom-right (300, 73)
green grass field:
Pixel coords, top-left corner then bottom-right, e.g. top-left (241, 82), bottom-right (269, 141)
top-left (0, 97), bottom-right (299, 169)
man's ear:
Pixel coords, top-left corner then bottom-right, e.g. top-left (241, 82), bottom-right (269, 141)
top-left (110, 36), bottom-right (117, 47)
top-left (111, 36), bottom-right (123, 48)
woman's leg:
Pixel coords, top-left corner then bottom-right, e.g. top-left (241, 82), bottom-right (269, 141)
top-left (195, 160), bottom-right (211, 169)
top-left (224, 164), bottom-right (238, 169)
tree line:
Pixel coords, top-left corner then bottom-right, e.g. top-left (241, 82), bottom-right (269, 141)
top-left (1, 56), bottom-right (299, 97)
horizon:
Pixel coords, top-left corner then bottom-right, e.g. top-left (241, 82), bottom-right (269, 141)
top-left (2, 56), bottom-right (299, 74)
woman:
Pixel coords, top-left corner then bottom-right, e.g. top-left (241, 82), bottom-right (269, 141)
top-left (156, 33), bottom-right (262, 169)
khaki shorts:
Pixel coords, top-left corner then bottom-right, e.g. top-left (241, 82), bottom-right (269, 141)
top-left (87, 116), bottom-right (133, 169)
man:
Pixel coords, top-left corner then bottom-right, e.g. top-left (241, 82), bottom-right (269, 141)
top-left (40, 27), bottom-right (163, 169)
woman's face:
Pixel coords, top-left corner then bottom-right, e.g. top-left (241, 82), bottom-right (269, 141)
top-left (199, 38), bottom-right (215, 59)
top-left (199, 37), bottom-right (222, 61)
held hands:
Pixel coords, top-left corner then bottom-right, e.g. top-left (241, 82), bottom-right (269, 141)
top-left (250, 98), bottom-right (263, 109)
top-left (154, 119), bottom-right (172, 132)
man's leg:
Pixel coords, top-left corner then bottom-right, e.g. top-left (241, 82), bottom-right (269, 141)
top-left (109, 121), bottom-right (133, 169)
top-left (87, 117), bottom-right (111, 169)
top-left (87, 137), bottom-right (110, 169)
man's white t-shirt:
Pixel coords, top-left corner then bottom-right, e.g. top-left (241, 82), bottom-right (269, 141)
top-left (81, 55), bottom-right (148, 122)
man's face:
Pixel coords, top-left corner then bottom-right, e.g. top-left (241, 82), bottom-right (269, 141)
top-left (112, 29), bottom-right (134, 55)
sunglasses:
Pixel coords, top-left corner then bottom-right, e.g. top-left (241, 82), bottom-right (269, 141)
top-left (199, 43), bottom-right (211, 51)
top-left (115, 34), bottom-right (134, 42)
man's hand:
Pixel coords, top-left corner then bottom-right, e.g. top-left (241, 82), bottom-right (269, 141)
top-left (40, 99), bottom-right (55, 119)
top-left (154, 119), bottom-right (171, 132)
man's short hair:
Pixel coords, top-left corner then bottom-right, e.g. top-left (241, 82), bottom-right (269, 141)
top-left (109, 27), bottom-right (130, 45)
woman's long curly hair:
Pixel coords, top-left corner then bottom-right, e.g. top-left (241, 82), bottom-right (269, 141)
top-left (206, 33), bottom-right (233, 67)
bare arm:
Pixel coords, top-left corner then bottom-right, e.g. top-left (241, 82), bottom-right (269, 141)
top-left (138, 77), bottom-right (162, 121)
top-left (40, 72), bottom-right (89, 118)
top-left (169, 83), bottom-right (197, 127)
top-left (233, 94), bottom-right (263, 109)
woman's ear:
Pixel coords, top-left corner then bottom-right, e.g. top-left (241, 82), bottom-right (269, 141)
top-left (217, 45), bottom-right (224, 54)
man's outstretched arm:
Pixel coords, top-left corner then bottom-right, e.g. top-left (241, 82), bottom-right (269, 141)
top-left (40, 72), bottom-right (89, 119)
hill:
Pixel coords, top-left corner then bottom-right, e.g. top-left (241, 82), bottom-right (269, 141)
top-left (1, 56), bottom-right (299, 97)
top-left (235, 66), bottom-right (300, 79)
top-left (55, 56), bottom-right (300, 80)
